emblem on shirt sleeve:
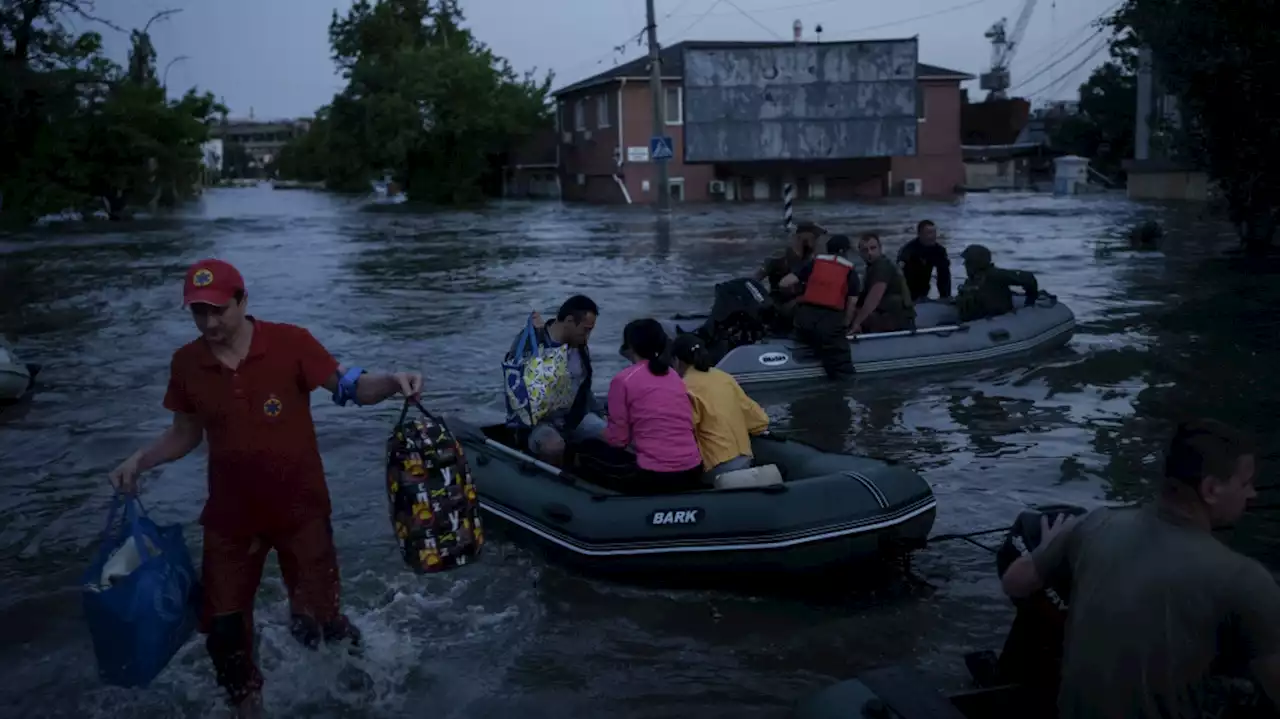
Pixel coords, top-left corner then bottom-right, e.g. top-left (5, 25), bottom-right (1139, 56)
top-left (193, 268), bottom-right (214, 287)
top-left (263, 395), bottom-right (283, 417)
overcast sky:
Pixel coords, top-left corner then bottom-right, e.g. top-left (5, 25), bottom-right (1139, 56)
top-left (95, 0), bottom-right (1120, 120)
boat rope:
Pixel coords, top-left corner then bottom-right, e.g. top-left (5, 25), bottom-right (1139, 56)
top-left (927, 525), bottom-right (1008, 553)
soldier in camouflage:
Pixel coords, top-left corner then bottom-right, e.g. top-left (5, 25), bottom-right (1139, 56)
top-left (955, 245), bottom-right (1039, 322)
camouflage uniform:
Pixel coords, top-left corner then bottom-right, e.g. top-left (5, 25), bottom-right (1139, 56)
top-left (956, 245), bottom-right (1039, 322)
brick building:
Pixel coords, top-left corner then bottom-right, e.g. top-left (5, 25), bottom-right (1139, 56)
top-left (549, 40), bottom-right (972, 204)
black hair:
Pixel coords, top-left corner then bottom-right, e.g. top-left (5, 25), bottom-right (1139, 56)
top-left (557, 294), bottom-right (599, 322)
top-left (826, 234), bottom-right (852, 254)
top-left (672, 333), bottom-right (710, 372)
top-left (859, 231), bottom-right (881, 245)
top-left (622, 318), bottom-right (671, 376)
top-left (1164, 419), bottom-right (1255, 489)
top-left (233, 289), bottom-right (246, 303)
top-left (917, 219), bottom-right (935, 232)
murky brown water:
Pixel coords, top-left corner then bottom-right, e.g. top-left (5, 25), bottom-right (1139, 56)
top-left (2, 187), bottom-right (1277, 718)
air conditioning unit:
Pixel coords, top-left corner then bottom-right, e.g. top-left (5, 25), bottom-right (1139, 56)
top-left (583, 130), bottom-right (592, 141)
top-left (709, 180), bottom-right (726, 194)
top-left (561, 132), bottom-right (572, 143)
top-left (903, 179), bottom-right (923, 197)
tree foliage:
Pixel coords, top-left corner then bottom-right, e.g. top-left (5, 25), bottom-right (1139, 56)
top-left (275, 0), bottom-right (553, 203)
top-left (0, 0), bottom-right (223, 224)
top-left (1109, 0), bottom-right (1280, 253)
top-left (1050, 59), bottom-right (1136, 181)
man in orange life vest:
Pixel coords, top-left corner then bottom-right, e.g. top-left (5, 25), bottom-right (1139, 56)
top-left (779, 234), bottom-right (860, 378)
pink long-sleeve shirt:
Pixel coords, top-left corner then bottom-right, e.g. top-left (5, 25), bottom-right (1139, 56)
top-left (604, 362), bottom-right (703, 472)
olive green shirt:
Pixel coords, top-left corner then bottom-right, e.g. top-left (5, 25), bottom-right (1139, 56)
top-left (859, 256), bottom-right (914, 318)
top-left (1032, 504), bottom-right (1280, 719)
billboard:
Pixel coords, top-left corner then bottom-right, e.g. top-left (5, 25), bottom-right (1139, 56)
top-left (681, 40), bottom-right (919, 163)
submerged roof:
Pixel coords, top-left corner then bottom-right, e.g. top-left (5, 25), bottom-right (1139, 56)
top-left (554, 39), bottom-right (974, 97)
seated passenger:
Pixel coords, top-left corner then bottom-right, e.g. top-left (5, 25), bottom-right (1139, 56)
top-left (955, 244), bottom-right (1039, 322)
top-left (604, 319), bottom-right (704, 494)
top-left (509, 294), bottom-right (605, 465)
top-left (851, 232), bottom-right (915, 334)
top-left (670, 333), bottom-right (769, 480)
top-left (780, 234), bottom-right (860, 379)
top-left (1002, 420), bottom-right (1280, 719)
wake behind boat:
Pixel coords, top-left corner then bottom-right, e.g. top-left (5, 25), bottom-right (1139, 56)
top-left (661, 279), bottom-right (1076, 386)
top-left (448, 416), bottom-right (936, 585)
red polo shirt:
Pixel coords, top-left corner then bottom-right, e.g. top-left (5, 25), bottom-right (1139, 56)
top-left (163, 319), bottom-right (340, 536)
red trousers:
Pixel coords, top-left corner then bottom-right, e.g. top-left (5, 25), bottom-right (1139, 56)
top-left (201, 516), bottom-right (359, 704)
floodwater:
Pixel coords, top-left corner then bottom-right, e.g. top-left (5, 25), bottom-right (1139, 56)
top-left (2, 187), bottom-right (1279, 718)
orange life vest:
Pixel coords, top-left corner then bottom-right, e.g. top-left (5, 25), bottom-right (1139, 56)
top-left (800, 254), bottom-right (853, 311)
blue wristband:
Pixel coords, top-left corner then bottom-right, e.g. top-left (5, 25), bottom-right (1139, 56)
top-left (333, 366), bottom-right (367, 406)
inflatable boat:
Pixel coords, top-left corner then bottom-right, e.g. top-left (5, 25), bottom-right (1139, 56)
top-left (661, 280), bottom-right (1076, 386)
top-left (792, 504), bottom-right (1269, 718)
top-left (447, 417), bottom-right (936, 583)
top-left (0, 345), bottom-right (38, 403)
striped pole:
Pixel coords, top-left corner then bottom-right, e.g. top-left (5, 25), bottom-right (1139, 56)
top-left (783, 182), bottom-right (795, 231)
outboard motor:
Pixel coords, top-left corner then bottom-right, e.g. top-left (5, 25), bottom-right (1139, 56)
top-left (959, 504), bottom-right (1087, 717)
top-left (698, 278), bottom-right (773, 361)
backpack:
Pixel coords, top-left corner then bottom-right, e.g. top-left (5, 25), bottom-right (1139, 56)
top-left (386, 399), bottom-right (483, 573)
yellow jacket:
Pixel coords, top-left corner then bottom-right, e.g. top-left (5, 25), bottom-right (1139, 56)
top-left (682, 367), bottom-right (769, 470)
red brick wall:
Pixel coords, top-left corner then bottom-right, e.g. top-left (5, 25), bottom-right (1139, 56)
top-left (890, 80), bottom-right (964, 197)
top-left (618, 81), bottom-right (716, 203)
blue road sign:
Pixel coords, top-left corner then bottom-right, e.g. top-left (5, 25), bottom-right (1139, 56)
top-left (650, 135), bottom-right (674, 161)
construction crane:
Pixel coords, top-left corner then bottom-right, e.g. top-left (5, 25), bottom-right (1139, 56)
top-left (979, 0), bottom-right (1038, 100)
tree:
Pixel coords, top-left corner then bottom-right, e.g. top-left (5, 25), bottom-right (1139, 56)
top-left (0, 1), bottom-right (222, 223)
top-left (1110, 0), bottom-right (1280, 255)
top-left (1050, 60), bottom-right (1136, 181)
top-left (275, 0), bottom-right (553, 202)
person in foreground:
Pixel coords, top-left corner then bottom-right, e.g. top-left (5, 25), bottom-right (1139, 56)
top-left (108, 259), bottom-right (423, 718)
top-left (1001, 419), bottom-right (1280, 719)
top-left (955, 244), bottom-right (1038, 321)
top-left (897, 219), bottom-right (951, 301)
top-left (671, 333), bottom-right (769, 480)
top-left (605, 319), bottom-right (704, 493)
top-left (850, 232), bottom-right (915, 334)
top-left (515, 295), bottom-right (603, 466)
top-left (780, 234), bottom-right (860, 379)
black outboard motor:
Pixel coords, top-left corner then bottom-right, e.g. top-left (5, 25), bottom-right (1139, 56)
top-left (960, 504), bottom-right (1087, 717)
top-left (697, 278), bottom-right (773, 363)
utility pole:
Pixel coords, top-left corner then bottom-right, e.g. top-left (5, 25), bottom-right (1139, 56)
top-left (645, 0), bottom-right (671, 213)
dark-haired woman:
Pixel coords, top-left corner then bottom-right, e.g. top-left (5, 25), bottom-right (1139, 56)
top-left (671, 333), bottom-right (769, 480)
top-left (604, 319), bottom-right (703, 493)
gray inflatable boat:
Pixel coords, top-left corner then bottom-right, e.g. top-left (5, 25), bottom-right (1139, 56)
top-left (662, 291), bottom-right (1075, 387)
top-left (448, 417), bottom-right (936, 583)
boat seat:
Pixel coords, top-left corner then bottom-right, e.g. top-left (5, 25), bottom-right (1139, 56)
top-left (713, 464), bottom-right (783, 490)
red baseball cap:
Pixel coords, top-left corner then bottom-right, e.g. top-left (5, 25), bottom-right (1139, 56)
top-left (183, 259), bottom-right (245, 307)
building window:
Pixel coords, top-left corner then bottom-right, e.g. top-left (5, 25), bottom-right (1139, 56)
top-left (574, 99), bottom-right (586, 131)
top-left (597, 94), bottom-right (610, 129)
top-left (664, 87), bottom-right (682, 125)
top-left (916, 88), bottom-right (927, 123)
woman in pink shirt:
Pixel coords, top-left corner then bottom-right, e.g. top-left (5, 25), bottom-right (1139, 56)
top-left (604, 319), bottom-right (704, 493)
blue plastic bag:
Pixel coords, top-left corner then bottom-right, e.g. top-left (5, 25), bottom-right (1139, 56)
top-left (81, 494), bottom-right (201, 688)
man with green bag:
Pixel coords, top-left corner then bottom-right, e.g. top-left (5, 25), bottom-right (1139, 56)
top-left (504, 295), bottom-right (603, 466)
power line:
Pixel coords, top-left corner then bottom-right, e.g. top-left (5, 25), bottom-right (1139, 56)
top-left (1014, 2), bottom-right (1119, 81)
top-left (1009, 28), bottom-right (1103, 93)
top-left (667, 0), bottom-right (727, 43)
top-left (826, 0), bottom-right (991, 39)
top-left (1021, 37), bottom-right (1108, 98)
top-left (721, 0), bottom-right (788, 40)
top-left (667, 0), bottom-right (843, 18)
top-left (556, 2), bottom-right (690, 79)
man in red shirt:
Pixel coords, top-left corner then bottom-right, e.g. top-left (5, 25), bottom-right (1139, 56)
top-left (109, 259), bottom-right (422, 718)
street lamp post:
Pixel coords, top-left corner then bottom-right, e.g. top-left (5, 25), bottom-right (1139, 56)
top-left (163, 55), bottom-right (189, 89)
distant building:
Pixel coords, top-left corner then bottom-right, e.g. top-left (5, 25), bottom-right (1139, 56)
top-left (502, 126), bottom-right (559, 199)
top-left (210, 118), bottom-right (311, 168)
top-left (547, 39), bottom-right (972, 204)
